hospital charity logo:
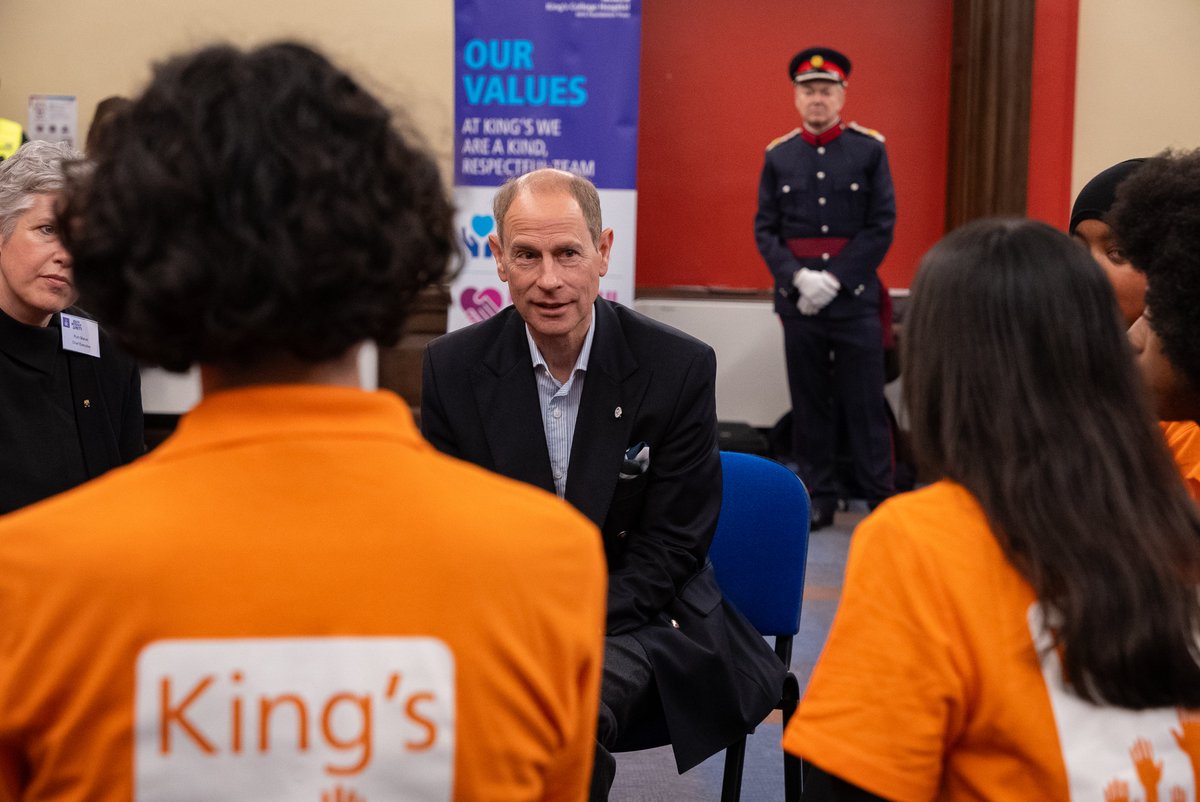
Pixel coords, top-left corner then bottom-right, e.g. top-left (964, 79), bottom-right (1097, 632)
top-left (461, 214), bottom-right (494, 261)
top-left (457, 211), bottom-right (510, 322)
top-left (460, 288), bottom-right (504, 323)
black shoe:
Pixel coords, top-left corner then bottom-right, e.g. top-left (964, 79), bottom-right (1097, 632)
top-left (810, 504), bottom-right (836, 532)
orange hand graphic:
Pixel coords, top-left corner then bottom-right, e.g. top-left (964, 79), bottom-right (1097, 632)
top-left (321, 787), bottom-right (366, 802)
top-left (1173, 709), bottom-right (1200, 766)
top-left (1104, 779), bottom-right (1130, 802)
top-left (1175, 708), bottom-right (1200, 802)
top-left (1131, 738), bottom-right (1163, 802)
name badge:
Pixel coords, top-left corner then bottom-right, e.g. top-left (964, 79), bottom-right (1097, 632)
top-left (135, 637), bottom-right (456, 801)
top-left (59, 313), bottom-right (101, 358)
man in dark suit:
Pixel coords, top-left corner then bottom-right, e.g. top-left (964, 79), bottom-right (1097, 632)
top-left (422, 169), bottom-right (783, 799)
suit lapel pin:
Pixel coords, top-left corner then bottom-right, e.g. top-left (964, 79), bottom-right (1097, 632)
top-left (614, 406), bottom-right (622, 419)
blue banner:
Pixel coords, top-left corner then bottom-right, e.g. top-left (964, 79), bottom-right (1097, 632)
top-left (454, 0), bottom-right (641, 189)
top-left (449, 0), bottom-right (641, 330)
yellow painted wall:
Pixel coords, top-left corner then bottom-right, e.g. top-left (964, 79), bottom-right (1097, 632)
top-left (1072, 0), bottom-right (1200, 195)
top-left (0, 0), bottom-right (455, 168)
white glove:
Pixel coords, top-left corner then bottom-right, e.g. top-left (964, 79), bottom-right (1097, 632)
top-left (792, 268), bottom-right (841, 314)
top-left (797, 295), bottom-right (822, 315)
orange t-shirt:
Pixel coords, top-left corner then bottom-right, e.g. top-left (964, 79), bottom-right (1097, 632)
top-left (0, 385), bottom-right (606, 802)
top-left (785, 480), bottom-right (1200, 802)
top-left (1162, 420), bottom-right (1200, 502)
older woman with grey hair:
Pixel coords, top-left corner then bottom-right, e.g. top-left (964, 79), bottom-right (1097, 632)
top-left (0, 140), bottom-right (142, 514)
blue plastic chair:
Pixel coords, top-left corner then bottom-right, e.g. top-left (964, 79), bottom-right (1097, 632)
top-left (707, 450), bottom-right (811, 802)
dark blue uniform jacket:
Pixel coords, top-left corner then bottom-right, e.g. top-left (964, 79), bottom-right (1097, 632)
top-left (754, 124), bottom-right (896, 319)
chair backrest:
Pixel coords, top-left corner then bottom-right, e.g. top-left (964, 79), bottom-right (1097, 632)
top-left (708, 451), bottom-right (810, 638)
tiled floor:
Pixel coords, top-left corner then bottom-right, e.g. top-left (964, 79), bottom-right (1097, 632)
top-left (611, 508), bottom-right (864, 802)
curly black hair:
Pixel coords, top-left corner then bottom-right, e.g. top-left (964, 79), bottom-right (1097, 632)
top-left (63, 42), bottom-right (458, 371)
top-left (1110, 148), bottom-right (1200, 394)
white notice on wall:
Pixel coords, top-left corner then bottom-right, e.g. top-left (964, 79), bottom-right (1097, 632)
top-left (27, 94), bottom-right (78, 147)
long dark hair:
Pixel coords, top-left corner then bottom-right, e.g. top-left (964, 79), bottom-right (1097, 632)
top-left (904, 217), bottom-right (1200, 708)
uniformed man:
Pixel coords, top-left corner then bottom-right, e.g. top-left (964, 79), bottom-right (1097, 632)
top-left (754, 46), bottom-right (896, 529)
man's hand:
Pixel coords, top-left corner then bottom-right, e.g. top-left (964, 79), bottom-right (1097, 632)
top-left (792, 268), bottom-right (840, 315)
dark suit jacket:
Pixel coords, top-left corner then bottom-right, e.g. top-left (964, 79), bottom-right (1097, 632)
top-left (421, 298), bottom-right (783, 771)
top-left (0, 308), bottom-right (143, 514)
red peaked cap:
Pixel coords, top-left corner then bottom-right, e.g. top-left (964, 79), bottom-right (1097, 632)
top-left (789, 47), bottom-right (851, 84)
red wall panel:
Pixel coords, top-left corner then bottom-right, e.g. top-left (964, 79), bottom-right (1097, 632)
top-left (635, 0), bottom-right (955, 290)
top-left (1027, 0), bottom-right (1079, 228)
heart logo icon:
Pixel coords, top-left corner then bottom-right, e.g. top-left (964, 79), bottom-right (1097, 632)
top-left (471, 215), bottom-right (494, 238)
top-left (461, 287), bottom-right (503, 323)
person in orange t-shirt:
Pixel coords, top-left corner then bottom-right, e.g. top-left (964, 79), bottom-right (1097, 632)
top-left (1069, 158), bottom-right (1147, 330)
top-left (785, 219), bottom-right (1200, 801)
top-left (1069, 158), bottom-right (1200, 503)
top-left (1162, 421), bottom-right (1200, 502)
top-left (1110, 150), bottom-right (1200, 498)
top-left (0, 42), bottom-right (606, 802)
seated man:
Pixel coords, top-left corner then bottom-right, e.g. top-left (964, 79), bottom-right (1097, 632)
top-left (421, 168), bottom-right (785, 799)
top-left (0, 43), bottom-right (605, 802)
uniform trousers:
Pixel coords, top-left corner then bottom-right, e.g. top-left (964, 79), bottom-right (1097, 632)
top-left (782, 312), bottom-right (893, 511)
top-left (590, 633), bottom-right (656, 801)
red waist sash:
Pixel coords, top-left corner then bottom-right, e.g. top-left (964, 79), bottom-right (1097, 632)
top-left (786, 237), bottom-right (849, 259)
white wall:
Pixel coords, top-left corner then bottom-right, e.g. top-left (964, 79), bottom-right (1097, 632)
top-left (140, 347), bottom-right (378, 414)
top-left (634, 299), bottom-right (791, 428)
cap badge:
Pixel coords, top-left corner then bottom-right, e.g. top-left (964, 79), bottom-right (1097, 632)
top-left (811, 55), bottom-right (825, 68)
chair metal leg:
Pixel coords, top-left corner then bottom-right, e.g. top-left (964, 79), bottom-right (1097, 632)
top-left (784, 753), bottom-right (803, 802)
top-left (720, 736), bottom-right (747, 802)
top-left (781, 671), bottom-right (802, 801)
top-left (781, 672), bottom-right (800, 725)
